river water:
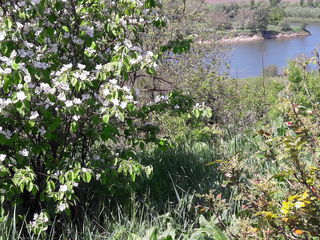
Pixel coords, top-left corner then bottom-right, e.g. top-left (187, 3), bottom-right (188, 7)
top-left (225, 24), bottom-right (320, 78)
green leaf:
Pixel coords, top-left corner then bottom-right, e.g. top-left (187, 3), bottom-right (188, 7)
top-left (12, 62), bottom-right (19, 71)
top-left (62, 26), bottom-right (69, 32)
top-left (71, 122), bottom-right (78, 133)
top-left (83, 172), bottom-right (92, 183)
top-left (102, 114), bottom-right (109, 123)
top-left (26, 182), bottom-right (33, 192)
top-left (5, 18), bottom-right (13, 30)
top-left (101, 124), bottom-right (118, 141)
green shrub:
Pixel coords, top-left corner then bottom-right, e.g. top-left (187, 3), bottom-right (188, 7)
top-left (264, 65), bottom-right (278, 77)
top-left (0, 0), bottom-right (212, 236)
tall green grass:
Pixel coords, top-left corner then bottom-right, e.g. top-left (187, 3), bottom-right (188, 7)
top-left (0, 193), bottom-right (228, 240)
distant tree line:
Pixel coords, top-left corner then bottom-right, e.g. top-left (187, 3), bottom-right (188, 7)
top-left (209, 0), bottom-right (316, 32)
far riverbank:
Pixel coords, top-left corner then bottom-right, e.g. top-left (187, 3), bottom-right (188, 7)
top-left (222, 23), bottom-right (320, 78)
top-left (220, 29), bottom-right (311, 44)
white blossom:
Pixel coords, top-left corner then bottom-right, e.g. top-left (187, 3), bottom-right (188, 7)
top-left (123, 86), bottom-right (130, 92)
top-left (16, 22), bottom-right (24, 30)
top-left (154, 95), bottom-right (161, 103)
top-left (73, 98), bottom-right (82, 105)
top-left (111, 99), bottom-right (119, 106)
top-left (0, 154), bottom-right (6, 162)
top-left (145, 51), bottom-right (154, 63)
top-left (96, 173), bottom-right (101, 180)
top-left (4, 68), bottom-right (12, 74)
top-left (57, 92), bottom-right (66, 101)
top-left (114, 43), bottom-right (121, 51)
top-left (131, 46), bottom-right (142, 52)
top-left (0, 31), bottom-right (6, 41)
top-left (0, 98), bottom-right (12, 110)
top-left (124, 39), bottom-right (133, 49)
top-left (95, 64), bottom-right (103, 70)
top-left (17, 1), bottom-right (26, 7)
top-left (32, 212), bottom-right (49, 226)
top-left (17, 91), bottom-right (27, 101)
top-left (19, 149), bottom-right (29, 157)
top-left (38, 126), bottom-right (46, 136)
top-left (73, 37), bottom-right (84, 45)
top-left (24, 75), bottom-right (31, 83)
top-left (34, 61), bottom-right (50, 69)
top-left (162, 95), bottom-right (169, 101)
top-left (120, 18), bottom-right (127, 26)
top-left (40, 83), bottom-right (55, 94)
top-left (85, 26), bottom-right (94, 38)
top-left (31, 0), bottom-right (41, 5)
top-left (61, 63), bottom-right (72, 72)
top-left (79, 71), bottom-right (89, 81)
top-left (135, 88), bottom-right (140, 97)
top-left (57, 202), bottom-right (67, 212)
top-left (59, 184), bottom-right (68, 192)
top-left (77, 63), bottom-right (86, 70)
top-left (120, 101), bottom-right (127, 109)
top-left (72, 115), bottom-right (80, 121)
top-left (10, 50), bottom-right (17, 58)
top-left (126, 94), bottom-right (134, 101)
top-left (30, 111), bottom-right (39, 120)
top-left (82, 94), bottom-right (90, 100)
top-left (129, 18), bottom-right (138, 24)
top-left (33, 213), bottom-right (39, 221)
top-left (109, 79), bottom-right (117, 85)
top-left (102, 88), bottom-right (110, 97)
top-left (65, 100), bottom-right (73, 107)
top-left (0, 127), bottom-right (12, 139)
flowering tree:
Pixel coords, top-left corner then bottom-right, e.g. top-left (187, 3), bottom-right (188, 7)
top-left (0, 0), bottom-right (211, 234)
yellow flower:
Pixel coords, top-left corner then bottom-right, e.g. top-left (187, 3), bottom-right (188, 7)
top-left (293, 229), bottom-right (304, 235)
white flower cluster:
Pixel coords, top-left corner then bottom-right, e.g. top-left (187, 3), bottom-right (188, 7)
top-left (30, 111), bottom-right (39, 120)
top-left (30, 212), bottom-right (49, 231)
top-left (154, 95), bottom-right (169, 103)
top-left (18, 49), bottom-right (35, 58)
top-left (0, 0), bottom-right (169, 228)
top-left (19, 149), bottom-right (29, 157)
top-left (0, 127), bottom-right (12, 139)
top-left (0, 67), bottom-right (12, 75)
top-left (97, 80), bottom-right (135, 118)
top-left (57, 202), bottom-right (68, 212)
top-left (35, 83), bottom-right (56, 95)
top-left (80, 26), bottom-right (94, 38)
top-left (0, 98), bottom-right (12, 112)
top-left (59, 184), bottom-right (68, 193)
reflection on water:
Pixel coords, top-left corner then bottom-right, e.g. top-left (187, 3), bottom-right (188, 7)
top-left (225, 24), bottom-right (320, 78)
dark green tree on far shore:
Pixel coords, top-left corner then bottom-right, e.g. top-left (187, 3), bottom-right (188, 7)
top-left (253, 8), bottom-right (270, 31)
top-left (270, 0), bottom-right (281, 7)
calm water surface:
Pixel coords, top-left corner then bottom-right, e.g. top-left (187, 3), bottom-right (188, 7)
top-left (226, 24), bottom-right (320, 78)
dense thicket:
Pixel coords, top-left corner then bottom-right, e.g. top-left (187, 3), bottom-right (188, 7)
top-left (1, 0), bottom-right (320, 239)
